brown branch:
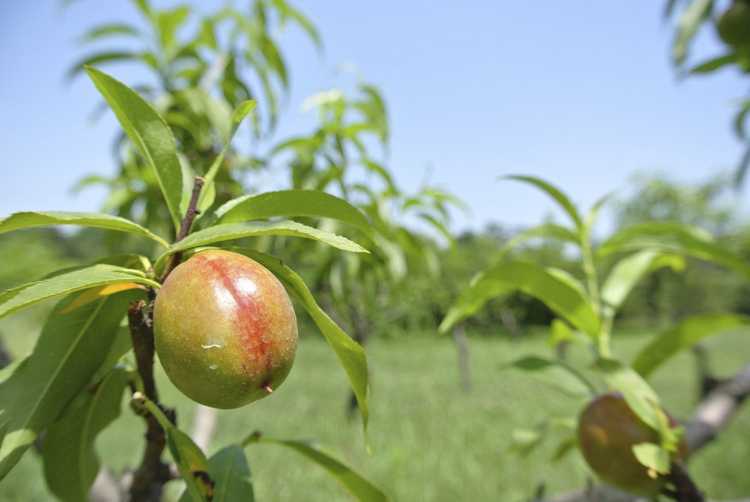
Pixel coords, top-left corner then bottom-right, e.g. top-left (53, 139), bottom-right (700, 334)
top-left (543, 363), bottom-right (750, 502)
top-left (160, 176), bottom-right (205, 282)
top-left (127, 300), bottom-right (173, 502)
top-left (125, 177), bottom-right (206, 500)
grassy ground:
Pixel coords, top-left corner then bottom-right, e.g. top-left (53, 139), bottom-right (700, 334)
top-left (1, 308), bottom-right (749, 501)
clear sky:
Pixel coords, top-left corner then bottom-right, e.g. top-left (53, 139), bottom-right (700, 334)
top-left (1, 1), bottom-right (747, 235)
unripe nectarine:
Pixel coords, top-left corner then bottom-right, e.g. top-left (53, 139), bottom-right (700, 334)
top-left (153, 250), bottom-right (298, 408)
top-left (577, 392), bottom-right (686, 496)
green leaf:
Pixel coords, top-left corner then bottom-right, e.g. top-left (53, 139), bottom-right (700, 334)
top-left (504, 355), bottom-right (596, 396)
top-left (0, 291), bottom-right (139, 479)
top-left (503, 175), bottom-right (583, 230)
top-left (42, 368), bottom-right (130, 502)
top-left (672, 0), bottom-right (712, 65)
top-left (162, 220), bottom-right (367, 263)
top-left (244, 434), bottom-right (386, 502)
top-left (85, 66), bottom-right (184, 232)
top-left (690, 53), bottom-right (738, 74)
top-left (236, 250), bottom-right (370, 431)
top-left (185, 446), bottom-right (255, 502)
top-left (67, 52), bottom-right (140, 80)
top-left (0, 211), bottom-right (168, 248)
top-left (0, 264), bottom-right (158, 320)
top-left (78, 23), bottom-right (141, 43)
top-left (632, 442), bottom-right (670, 475)
top-left (440, 259), bottom-right (599, 337)
top-left (632, 314), bottom-right (748, 378)
top-left (139, 397), bottom-right (211, 501)
top-left (601, 250), bottom-right (685, 319)
top-left (594, 359), bottom-right (662, 432)
top-left (216, 190), bottom-right (371, 235)
top-left (598, 222), bottom-right (750, 279)
top-left (198, 101), bottom-right (257, 211)
top-left (499, 223), bottom-right (580, 255)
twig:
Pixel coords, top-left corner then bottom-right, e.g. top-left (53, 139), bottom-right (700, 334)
top-left (160, 176), bottom-right (205, 281)
top-left (452, 325), bottom-right (472, 392)
top-left (665, 463), bottom-right (705, 502)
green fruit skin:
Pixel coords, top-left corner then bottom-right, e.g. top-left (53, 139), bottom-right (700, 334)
top-left (154, 250), bottom-right (298, 409)
top-left (717, 1), bottom-right (750, 49)
top-left (577, 392), bottom-right (685, 496)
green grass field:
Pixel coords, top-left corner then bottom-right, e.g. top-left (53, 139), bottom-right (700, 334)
top-left (1, 308), bottom-right (749, 501)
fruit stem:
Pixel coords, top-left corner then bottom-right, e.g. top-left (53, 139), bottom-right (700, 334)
top-left (160, 176), bottom-right (205, 282)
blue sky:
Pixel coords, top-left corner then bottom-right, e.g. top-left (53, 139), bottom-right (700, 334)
top-left (1, 1), bottom-right (747, 235)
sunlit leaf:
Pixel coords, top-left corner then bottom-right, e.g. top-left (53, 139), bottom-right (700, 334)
top-left (503, 175), bottom-right (583, 230)
top-left (198, 100), bottom-right (256, 211)
top-left (86, 67), bottom-right (184, 232)
top-left (0, 291), bottom-right (140, 479)
top-left (598, 222), bottom-right (750, 279)
top-left (632, 442), bottom-right (670, 475)
top-left (601, 250), bottom-right (685, 319)
top-left (42, 369), bottom-right (130, 502)
top-left (0, 264), bottom-right (158, 320)
top-left (216, 190), bottom-right (371, 235)
top-left (672, 0), bottom-right (712, 65)
top-left (235, 250), bottom-right (370, 430)
top-left (0, 211), bottom-right (169, 248)
top-left (632, 314), bottom-right (748, 378)
top-left (440, 260), bottom-right (599, 337)
top-left (163, 220), bottom-right (368, 262)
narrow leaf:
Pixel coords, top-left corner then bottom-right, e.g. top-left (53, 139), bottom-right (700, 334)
top-left (504, 355), bottom-right (596, 396)
top-left (236, 250), bottom-right (370, 430)
top-left (0, 291), bottom-right (140, 479)
top-left (140, 397), bottom-right (211, 501)
top-left (189, 446), bottom-right (255, 502)
top-left (0, 264), bottom-right (158, 319)
top-left (601, 250), bottom-right (685, 319)
top-left (244, 435), bottom-right (386, 502)
top-left (216, 190), bottom-right (371, 235)
top-left (440, 260), bottom-right (598, 337)
top-left (198, 100), bottom-right (256, 211)
top-left (594, 359), bottom-right (662, 432)
top-left (42, 368), bottom-right (130, 502)
top-left (632, 314), bottom-right (748, 378)
top-left (164, 220), bottom-right (368, 258)
top-left (0, 211), bottom-right (169, 248)
top-left (85, 66), bottom-right (184, 231)
top-left (632, 442), bottom-right (670, 475)
top-left (503, 175), bottom-right (583, 230)
top-left (599, 222), bottom-right (750, 279)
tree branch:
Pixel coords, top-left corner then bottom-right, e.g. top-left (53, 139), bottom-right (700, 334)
top-left (125, 177), bottom-right (205, 501)
top-left (542, 363), bottom-right (750, 502)
top-left (127, 300), bottom-right (173, 502)
top-left (160, 176), bottom-right (205, 281)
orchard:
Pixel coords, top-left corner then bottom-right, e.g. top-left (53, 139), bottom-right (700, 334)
top-left (1, 2), bottom-right (749, 502)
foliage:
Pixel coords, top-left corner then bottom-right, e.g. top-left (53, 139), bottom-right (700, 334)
top-left (440, 174), bottom-right (750, 494)
top-left (0, 68), bottom-right (383, 500)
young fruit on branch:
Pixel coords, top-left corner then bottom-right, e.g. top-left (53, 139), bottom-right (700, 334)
top-left (577, 392), bottom-right (686, 496)
top-left (717, 0), bottom-right (750, 50)
top-left (154, 250), bottom-right (298, 408)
